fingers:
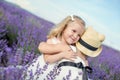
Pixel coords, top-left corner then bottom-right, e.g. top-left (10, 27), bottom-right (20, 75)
top-left (62, 49), bottom-right (78, 62)
top-left (67, 58), bottom-right (75, 62)
top-left (68, 49), bottom-right (72, 51)
top-left (69, 51), bottom-right (77, 57)
top-left (67, 56), bottom-right (77, 62)
top-left (70, 54), bottom-right (77, 60)
top-left (66, 52), bottom-right (77, 61)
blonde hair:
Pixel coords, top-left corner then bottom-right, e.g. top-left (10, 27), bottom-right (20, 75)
top-left (47, 15), bottom-right (86, 39)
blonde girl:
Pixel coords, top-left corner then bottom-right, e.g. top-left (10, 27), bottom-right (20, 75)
top-left (25, 15), bottom-right (88, 80)
top-left (39, 15), bottom-right (89, 80)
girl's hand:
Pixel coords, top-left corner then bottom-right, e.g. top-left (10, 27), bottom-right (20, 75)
top-left (59, 43), bottom-right (72, 52)
top-left (61, 49), bottom-right (77, 61)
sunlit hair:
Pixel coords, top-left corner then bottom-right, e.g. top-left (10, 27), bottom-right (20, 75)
top-left (47, 15), bottom-right (86, 39)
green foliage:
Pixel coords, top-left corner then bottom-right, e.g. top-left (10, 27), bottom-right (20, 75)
top-left (6, 25), bottom-right (18, 45)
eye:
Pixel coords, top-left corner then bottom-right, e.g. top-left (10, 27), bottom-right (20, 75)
top-left (72, 30), bottom-right (76, 33)
top-left (78, 34), bottom-right (80, 36)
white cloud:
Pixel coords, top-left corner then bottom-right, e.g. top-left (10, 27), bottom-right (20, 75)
top-left (6, 0), bottom-right (35, 12)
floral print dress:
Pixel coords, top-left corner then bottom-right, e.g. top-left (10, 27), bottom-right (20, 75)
top-left (24, 37), bottom-right (88, 80)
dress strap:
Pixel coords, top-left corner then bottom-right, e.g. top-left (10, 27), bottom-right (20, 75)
top-left (51, 37), bottom-right (60, 44)
top-left (70, 45), bottom-right (77, 52)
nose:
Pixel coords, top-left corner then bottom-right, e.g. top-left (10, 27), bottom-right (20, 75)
top-left (73, 33), bottom-right (78, 39)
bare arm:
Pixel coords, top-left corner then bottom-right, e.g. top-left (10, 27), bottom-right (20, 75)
top-left (38, 38), bottom-right (76, 63)
top-left (38, 38), bottom-right (71, 54)
top-left (44, 50), bottom-right (76, 64)
top-left (38, 42), bottom-right (64, 54)
top-left (44, 52), bottom-right (63, 64)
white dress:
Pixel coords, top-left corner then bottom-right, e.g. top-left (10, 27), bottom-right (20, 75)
top-left (24, 37), bottom-right (62, 80)
top-left (24, 54), bottom-right (58, 80)
top-left (24, 37), bottom-right (89, 80)
top-left (55, 45), bottom-right (87, 80)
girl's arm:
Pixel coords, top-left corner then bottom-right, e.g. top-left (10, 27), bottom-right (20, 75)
top-left (38, 38), bottom-right (71, 54)
top-left (44, 50), bottom-right (76, 64)
top-left (44, 52), bottom-right (63, 64)
top-left (38, 38), bottom-right (76, 63)
top-left (38, 42), bottom-right (63, 54)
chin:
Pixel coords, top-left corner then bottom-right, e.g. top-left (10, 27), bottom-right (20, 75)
top-left (67, 39), bottom-right (74, 44)
top-left (67, 42), bottom-right (74, 45)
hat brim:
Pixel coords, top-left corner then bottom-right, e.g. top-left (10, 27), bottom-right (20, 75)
top-left (76, 42), bottom-right (102, 57)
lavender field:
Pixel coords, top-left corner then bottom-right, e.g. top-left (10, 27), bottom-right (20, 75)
top-left (0, 1), bottom-right (120, 80)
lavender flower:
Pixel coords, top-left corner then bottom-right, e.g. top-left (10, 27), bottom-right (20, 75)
top-left (0, 1), bottom-right (120, 80)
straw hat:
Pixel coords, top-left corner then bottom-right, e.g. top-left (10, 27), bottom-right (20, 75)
top-left (76, 27), bottom-right (105, 57)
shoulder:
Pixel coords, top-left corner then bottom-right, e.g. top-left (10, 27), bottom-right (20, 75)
top-left (46, 38), bottom-right (53, 44)
top-left (47, 37), bottom-right (60, 44)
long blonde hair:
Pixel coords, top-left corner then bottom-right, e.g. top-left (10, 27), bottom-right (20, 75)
top-left (47, 15), bottom-right (86, 39)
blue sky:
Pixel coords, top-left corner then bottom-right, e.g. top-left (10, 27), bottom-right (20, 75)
top-left (5, 0), bottom-right (120, 51)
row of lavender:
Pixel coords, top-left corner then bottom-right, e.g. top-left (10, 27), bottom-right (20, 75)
top-left (0, 1), bottom-right (120, 80)
top-left (88, 45), bottom-right (120, 80)
top-left (0, 1), bottom-right (54, 80)
top-left (0, 0), bottom-right (54, 66)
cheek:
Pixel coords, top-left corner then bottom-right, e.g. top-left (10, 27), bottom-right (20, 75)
top-left (62, 32), bottom-right (69, 39)
top-left (65, 31), bottom-right (71, 37)
top-left (76, 37), bottom-right (80, 42)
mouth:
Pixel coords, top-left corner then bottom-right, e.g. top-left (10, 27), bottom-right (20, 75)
top-left (70, 38), bottom-right (75, 43)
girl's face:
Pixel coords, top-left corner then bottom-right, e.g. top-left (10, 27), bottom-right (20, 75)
top-left (61, 20), bottom-right (85, 45)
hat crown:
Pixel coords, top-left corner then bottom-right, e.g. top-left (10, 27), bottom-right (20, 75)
top-left (81, 27), bottom-right (105, 48)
